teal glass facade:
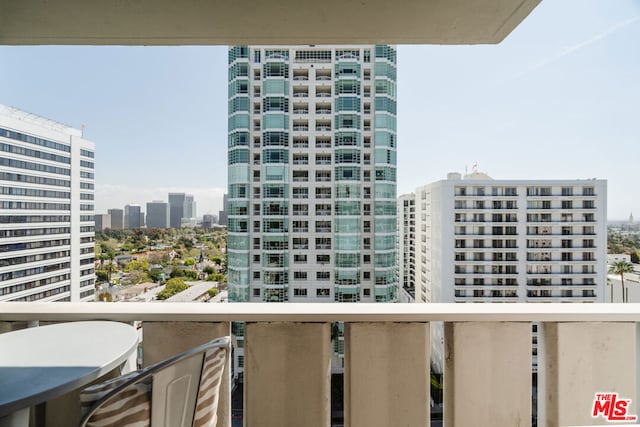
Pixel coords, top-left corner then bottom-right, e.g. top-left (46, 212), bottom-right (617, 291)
top-left (228, 45), bottom-right (397, 304)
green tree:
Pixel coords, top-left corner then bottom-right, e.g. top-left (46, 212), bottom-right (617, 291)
top-left (207, 288), bottom-right (219, 298)
top-left (184, 257), bottom-right (196, 266)
top-left (95, 270), bottom-right (109, 282)
top-left (105, 262), bottom-right (116, 282)
top-left (183, 270), bottom-right (198, 280)
top-left (148, 269), bottom-right (164, 282)
top-left (631, 251), bottom-right (639, 264)
top-left (179, 237), bottom-right (194, 250)
top-left (170, 267), bottom-right (185, 278)
top-left (207, 272), bottom-right (226, 283)
top-left (156, 278), bottom-right (189, 300)
top-left (609, 261), bottom-right (635, 303)
top-left (124, 258), bottom-right (150, 272)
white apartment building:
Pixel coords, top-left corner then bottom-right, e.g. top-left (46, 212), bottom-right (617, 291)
top-left (398, 193), bottom-right (416, 296)
top-left (414, 172), bottom-right (607, 304)
top-left (0, 105), bottom-right (96, 302)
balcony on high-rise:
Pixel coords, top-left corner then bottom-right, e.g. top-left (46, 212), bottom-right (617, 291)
top-left (1, 302), bottom-right (638, 427)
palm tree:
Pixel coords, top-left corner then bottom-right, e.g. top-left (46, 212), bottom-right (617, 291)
top-left (609, 261), bottom-right (634, 303)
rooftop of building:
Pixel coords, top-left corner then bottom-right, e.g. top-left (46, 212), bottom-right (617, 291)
top-left (166, 281), bottom-right (219, 303)
top-left (426, 171), bottom-right (607, 186)
top-left (0, 104), bottom-right (82, 137)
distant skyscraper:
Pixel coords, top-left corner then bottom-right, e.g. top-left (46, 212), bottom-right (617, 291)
top-left (0, 104), bottom-right (96, 302)
top-left (146, 201), bottom-right (170, 228)
top-left (95, 214), bottom-right (111, 230)
top-left (203, 214), bottom-right (217, 229)
top-left (168, 192), bottom-right (195, 228)
top-left (108, 208), bottom-right (124, 229)
top-left (227, 45), bottom-right (398, 303)
top-left (168, 193), bottom-right (186, 228)
top-left (218, 193), bottom-right (228, 226)
top-left (124, 204), bottom-right (142, 229)
top-left (184, 194), bottom-right (196, 219)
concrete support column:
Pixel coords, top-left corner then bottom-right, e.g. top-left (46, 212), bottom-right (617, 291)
top-left (245, 322), bottom-right (331, 427)
top-left (539, 322), bottom-right (638, 427)
top-left (143, 321), bottom-right (231, 427)
top-left (444, 322), bottom-right (531, 427)
top-left (344, 322), bottom-right (430, 427)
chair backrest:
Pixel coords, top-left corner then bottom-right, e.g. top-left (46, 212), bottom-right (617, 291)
top-left (79, 336), bottom-right (230, 427)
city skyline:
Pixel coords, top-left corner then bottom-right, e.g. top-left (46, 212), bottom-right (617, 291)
top-left (0, 0), bottom-right (639, 219)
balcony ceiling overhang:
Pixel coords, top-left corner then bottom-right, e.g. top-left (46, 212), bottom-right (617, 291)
top-left (0, 0), bottom-right (540, 45)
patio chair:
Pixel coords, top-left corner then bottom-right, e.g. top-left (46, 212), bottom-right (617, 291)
top-left (79, 336), bottom-right (230, 427)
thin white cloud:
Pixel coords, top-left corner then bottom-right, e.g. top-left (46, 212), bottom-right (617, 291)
top-left (520, 15), bottom-right (640, 75)
top-left (95, 184), bottom-right (226, 216)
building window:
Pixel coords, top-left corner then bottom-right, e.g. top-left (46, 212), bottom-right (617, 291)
top-left (317, 254), bottom-right (330, 264)
top-left (316, 288), bottom-right (330, 297)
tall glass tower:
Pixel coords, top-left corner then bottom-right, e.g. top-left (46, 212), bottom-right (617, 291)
top-left (227, 45), bottom-right (397, 304)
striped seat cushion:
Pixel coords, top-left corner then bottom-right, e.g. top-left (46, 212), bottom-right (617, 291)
top-left (80, 371), bottom-right (151, 427)
top-left (193, 347), bottom-right (227, 427)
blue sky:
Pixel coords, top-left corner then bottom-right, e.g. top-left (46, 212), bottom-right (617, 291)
top-left (1, 0), bottom-right (639, 219)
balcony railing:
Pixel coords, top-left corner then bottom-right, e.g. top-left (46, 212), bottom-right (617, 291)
top-left (0, 303), bottom-right (639, 427)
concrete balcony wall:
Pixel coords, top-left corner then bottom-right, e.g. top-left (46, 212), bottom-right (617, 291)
top-left (1, 302), bottom-right (639, 427)
top-left (445, 322), bottom-right (531, 426)
top-left (245, 322), bottom-right (331, 427)
top-left (539, 322), bottom-right (639, 426)
top-left (345, 322), bottom-right (430, 427)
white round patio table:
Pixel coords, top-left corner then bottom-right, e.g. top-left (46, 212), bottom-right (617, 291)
top-left (0, 321), bottom-right (138, 426)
